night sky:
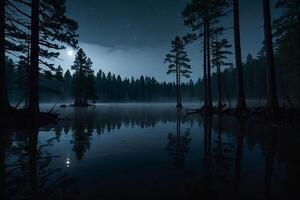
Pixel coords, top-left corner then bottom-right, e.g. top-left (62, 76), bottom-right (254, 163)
top-left (57, 0), bottom-right (278, 82)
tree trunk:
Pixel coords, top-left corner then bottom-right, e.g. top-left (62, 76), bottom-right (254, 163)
top-left (217, 63), bottom-right (222, 110)
top-left (176, 60), bottom-right (181, 108)
top-left (263, 0), bottom-right (279, 111)
top-left (0, 0), bottom-right (10, 114)
top-left (178, 67), bottom-right (182, 107)
top-left (233, 0), bottom-right (247, 112)
top-left (296, 1), bottom-right (300, 104)
top-left (206, 20), bottom-right (212, 110)
top-left (28, 0), bottom-right (40, 114)
top-left (176, 108), bottom-right (181, 147)
top-left (176, 62), bottom-right (179, 107)
top-left (215, 35), bottom-right (222, 110)
top-left (202, 19), bottom-right (208, 108)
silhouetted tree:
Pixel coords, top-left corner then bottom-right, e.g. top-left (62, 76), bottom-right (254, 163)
top-left (16, 57), bottom-right (29, 106)
top-left (182, 0), bottom-right (229, 111)
top-left (1, 0), bottom-right (29, 115)
top-left (166, 109), bottom-right (192, 168)
top-left (165, 36), bottom-right (192, 108)
top-left (274, 0), bottom-right (300, 104)
top-left (28, 0), bottom-right (40, 115)
top-left (211, 33), bottom-right (232, 110)
top-left (63, 69), bottom-right (72, 99)
top-left (263, 0), bottom-right (280, 112)
top-left (0, 0), bottom-right (10, 114)
top-left (71, 49), bottom-right (96, 106)
top-left (182, 1), bottom-right (208, 108)
top-left (20, 0), bottom-right (78, 115)
top-left (232, 0), bottom-right (247, 112)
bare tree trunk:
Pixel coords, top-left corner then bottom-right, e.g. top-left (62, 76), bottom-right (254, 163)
top-left (263, 0), bottom-right (279, 111)
top-left (233, 0), bottom-right (247, 112)
top-left (215, 35), bottom-right (223, 110)
top-left (178, 67), bottom-right (182, 107)
top-left (28, 0), bottom-right (40, 115)
top-left (296, 2), bottom-right (300, 104)
top-left (176, 60), bottom-right (181, 108)
top-left (176, 62), bottom-right (179, 107)
top-left (206, 20), bottom-right (212, 110)
top-left (176, 108), bottom-right (181, 146)
top-left (217, 63), bottom-right (222, 110)
top-left (203, 19), bottom-right (208, 108)
top-left (0, 0), bottom-right (10, 114)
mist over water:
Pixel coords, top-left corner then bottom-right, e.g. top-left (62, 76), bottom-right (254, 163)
top-left (1, 103), bottom-right (299, 200)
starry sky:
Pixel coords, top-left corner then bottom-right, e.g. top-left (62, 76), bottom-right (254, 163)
top-left (57, 0), bottom-right (278, 82)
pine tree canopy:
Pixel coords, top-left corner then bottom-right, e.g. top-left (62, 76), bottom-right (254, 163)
top-left (165, 36), bottom-right (192, 79)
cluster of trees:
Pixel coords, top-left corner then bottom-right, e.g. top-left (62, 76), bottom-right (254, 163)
top-left (4, 50), bottom-right (289, 105)
top-left (6, 57), bottom-right (201, 102)
top-left (1, 0), bottom-right (78, 117)
top-left (164, 0), bottom-right (300, 112)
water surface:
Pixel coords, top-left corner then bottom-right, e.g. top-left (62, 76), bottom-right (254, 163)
top-left (1, 103), bottom-right (299, 200)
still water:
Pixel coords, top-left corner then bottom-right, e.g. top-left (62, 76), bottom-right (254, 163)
top-left (1, 103), bottom-right (299, 200)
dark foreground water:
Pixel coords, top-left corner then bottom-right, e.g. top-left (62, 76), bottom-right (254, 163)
top-left (1, 103), bottom-right (300, 200)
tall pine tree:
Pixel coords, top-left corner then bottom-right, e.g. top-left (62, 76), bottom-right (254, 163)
top-left (263, 0), bottom-right (279, 111)
top-left (182, 0), bottom-right (229, 111)
top-left (211, 32), bottom-right (232, 110)
top-left (7, 0), bottom-right (79, 115)
top-left (232, 0), bottom-right (247, 112)
top-left (165, 36), bottom-right (192, 108)
top-left (71, 49), bottom-right (96, 106)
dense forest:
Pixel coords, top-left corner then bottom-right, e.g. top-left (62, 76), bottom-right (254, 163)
top-left (4, 50), bottom-right (291, 105)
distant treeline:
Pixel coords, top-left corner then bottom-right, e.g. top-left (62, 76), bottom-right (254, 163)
top-left (6, 51), bottom-right (287, 103)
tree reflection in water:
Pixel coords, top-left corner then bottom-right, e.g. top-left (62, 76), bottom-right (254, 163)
top-left (0, 105), bottom-right (299, 200)
top-left (166, 108), bottom-right (192, 169)
top-left (1, 127), bottom-right (79, 200)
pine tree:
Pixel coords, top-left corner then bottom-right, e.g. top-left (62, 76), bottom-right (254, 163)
top-left (165, 36), bottom-right (192, 108)
top-left (263, 0), bottom-right (280, 111)
top-left (182, 0), bottom-right (229, 111)
top-left (16, 58), bottom-right (29, 105)
top-left (211, 34), bottom-right (232, 110)
top-left (55, 65), bottom-right (63, 81)
top-left (71, 49), bottom-right (96, 106)
top-left (1, 0), bottom-right (30, 115)
top-left (0, 0), bottom-right (10, 114)
top-left (232, 0), bottom-right (247, 112)
top-left (63, 70), bottom-right (72, 100)
top-left (50, 65), bottom-right (64, 97)
top-left (8, 0), bottom-right (79, 114)
top-left (274, 0), bottom-right (300, 104)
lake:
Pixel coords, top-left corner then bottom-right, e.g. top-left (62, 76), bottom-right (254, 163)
top-left (1, 103), bottom-right (299, 200)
